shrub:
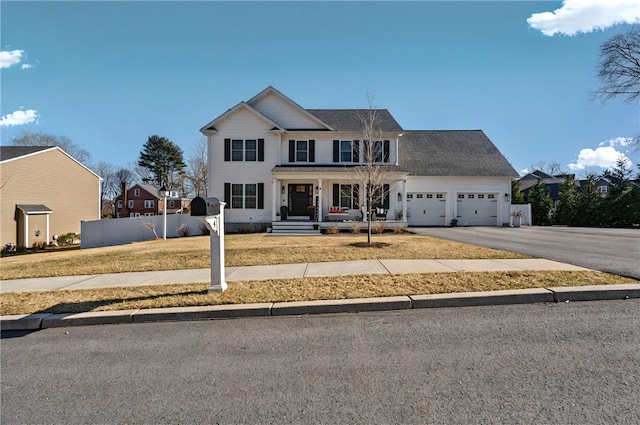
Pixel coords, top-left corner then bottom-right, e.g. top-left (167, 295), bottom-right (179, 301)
top-left (373, 221), bottom-right (387, 234)
top-left (57, 232), bottom-right (80, 246)
top-left (326, 224), bottom-right (340, 234)
top-left (177, 223), bottom-right (190, 237)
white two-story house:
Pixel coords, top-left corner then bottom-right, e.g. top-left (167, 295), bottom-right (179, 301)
top-left (200, 86), bottom-right (518, 232)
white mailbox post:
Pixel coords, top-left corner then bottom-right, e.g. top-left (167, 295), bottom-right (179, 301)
top-left (191, 197), bottom-right (227, 293)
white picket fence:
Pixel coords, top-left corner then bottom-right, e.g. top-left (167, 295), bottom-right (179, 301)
top-left (81, 214), bottom-right (206, 249)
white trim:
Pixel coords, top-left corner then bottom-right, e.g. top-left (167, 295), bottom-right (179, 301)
top-left (199, 101), bottom-right (285, 134)
top-left (246, 86), bottom-right (336, 131)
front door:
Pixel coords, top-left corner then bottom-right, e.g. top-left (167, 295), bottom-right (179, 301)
top-left (289, 184), bottom-right (313, 217)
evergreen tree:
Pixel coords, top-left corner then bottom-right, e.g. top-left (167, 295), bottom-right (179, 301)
top-left (575, 174), bottom-right (603, 226)
top-left (602, 158), bottom-right (640, 226)
top-left (528, 179), bottom-right (554, 225)
top-left (138, 135), bottom-right (186, 189)
top-left (555, 176), bottom-right (579, 225)
top-left (511, 180), bottom-right (526, 204)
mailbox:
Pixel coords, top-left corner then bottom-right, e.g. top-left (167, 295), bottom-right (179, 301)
top-left (191, 196), bottom-right (222, 216)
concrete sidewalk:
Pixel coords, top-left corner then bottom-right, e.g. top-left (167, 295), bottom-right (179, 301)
top-left (0, 258), bottom-right (591, 293)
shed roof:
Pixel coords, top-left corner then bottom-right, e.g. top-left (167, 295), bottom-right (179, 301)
top-left (16, 204), bottom-right (53, 214)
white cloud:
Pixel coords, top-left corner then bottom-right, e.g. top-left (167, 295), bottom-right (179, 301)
top-left (520, 168), bottom-right (530, 175)
top-left (21, 63), bottom-right (33, 69)
top-left (0, 50), bottom-right (24, 69)
top-left (568, 145), bottom-right (632, 170)
top-left (599, 136), bottom-right (634, 147)
top-left (0, 109), bottom-right (38, 127)
top-left (527, 0), bottom-right (640, 36)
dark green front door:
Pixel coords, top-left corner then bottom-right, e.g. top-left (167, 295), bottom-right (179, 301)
top-left (289, 184), bottom-right (313, 216)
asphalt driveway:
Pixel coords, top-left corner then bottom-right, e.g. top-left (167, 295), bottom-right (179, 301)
top-left (411, 226), bottom-right (640, 280)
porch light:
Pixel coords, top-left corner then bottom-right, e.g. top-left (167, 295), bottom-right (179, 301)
top-left (281, 186), bottom-right (285, 194)
top-left (315, 186), bottom-right (319, 194)
top-left (398, 192), bottom-right (402, 202)
top-left (504, 193), bottom-right (510, 203)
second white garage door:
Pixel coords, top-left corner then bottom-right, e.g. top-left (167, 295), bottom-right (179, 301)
top-left (407, 193), bottom-right (447, 226)
top-left (456, 193), bottom-right (497, 226)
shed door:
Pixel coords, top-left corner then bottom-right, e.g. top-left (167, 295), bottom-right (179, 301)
top-left (456, 193), bottom-right (497, 226)
top-left (407, 193), bottom-right (446, 226)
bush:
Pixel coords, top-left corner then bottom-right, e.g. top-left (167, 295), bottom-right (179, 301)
top-left (57, 232), bottom-right (80, 246)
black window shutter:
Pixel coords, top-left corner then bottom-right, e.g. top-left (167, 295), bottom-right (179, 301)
top-left (333, 184), bottom-right (339, 207)
top-left (309, 140), bottom-right (315, 162)
top-left (384, 140), bottom-right (390, 162)
top-left (224, 139), bottom-right (231, 162)
top-left (333, 140), bottom-right (340, 162)
top-left (289, 140), bottom-right (295, 162)
top-left (383, 184), bottom-right (390, 209)
top-left (258, 183), bottom-right (264, 209)
top-left (354, 184), bottom-right (360, 209)
top-left (258, 139), bottom-right (264, 161)
top-left (353, 140), bottom-right (359, 162)
top-left (224, 183), bottom-right (231, 208)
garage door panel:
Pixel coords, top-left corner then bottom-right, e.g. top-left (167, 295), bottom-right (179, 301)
top-left (408, 193), bottom-right (446, 226)
top-left (456, 193), bottom-right (497, 226)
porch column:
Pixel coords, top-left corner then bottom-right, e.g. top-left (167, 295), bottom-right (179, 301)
top-left (271, 179), bottom-right (277, 221)
top-left (402, 179), bottom-right (408, 222)
top-left (317, 178), bottom-right (323, 223)
top-left (24, 213), bottom-right (29, 248)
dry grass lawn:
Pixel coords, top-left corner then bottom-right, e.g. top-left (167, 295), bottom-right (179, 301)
top-left (2, 233), bottom-right (636, 316)
top-left (0, 233), bottom-right (529, 280)
top-left (2, 270), bottom-right (636, 316)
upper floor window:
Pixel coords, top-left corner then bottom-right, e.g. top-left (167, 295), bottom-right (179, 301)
top-left (288, 139), bottom-right (315, 163)
top-left (169, 200), bottom-right (175, 208)
top-left (363, 140), bottom-right (390, 163)
top-left (134, 189), bottom-right (140, 196)
top-left (225, 139), bottom-right (264, 162)
top-left (144, 200), bottom-right (154, 209)
top-left (597, 185), bottom-right (608, 194)
top-left (333, 140), bottom-right (359, 163)
top-left (128, 200), bottom-right (134, 208)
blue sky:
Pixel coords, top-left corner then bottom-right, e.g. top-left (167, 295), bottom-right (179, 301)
top-left (1, 1), bottom-right (639, 177)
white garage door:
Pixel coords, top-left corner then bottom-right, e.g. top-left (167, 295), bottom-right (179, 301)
top-left (456, 193), bottom-right (497, 226)
top-left (407, 193), bottom-right (447, 226)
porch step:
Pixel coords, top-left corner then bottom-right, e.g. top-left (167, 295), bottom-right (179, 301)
top-left (271, 221), bottom-right (321, 235)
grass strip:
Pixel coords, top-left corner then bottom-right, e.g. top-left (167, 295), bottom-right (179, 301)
top-left (2, 271), bottom-right (635, 316)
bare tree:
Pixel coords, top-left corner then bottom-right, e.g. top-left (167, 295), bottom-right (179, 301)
top-left (184, 137), bottom-right (208, 198)
top-left (93, 161), bottom-right (116, 216)
top-left (10, 130), bottom-right (91, 164)
top-left (351, 94), bottom-right (399, 245)
top-left (593, 28), bottom-right (640, 104)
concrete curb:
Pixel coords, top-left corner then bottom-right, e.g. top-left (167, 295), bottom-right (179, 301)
top-left (410, 288), bottom-right (555, 308)
top-left (2, 284), bottom-right (639, 331)
top-left (272, 296), bottom-right (411, 316)
top-left (548, 284), bottom-right (640, 302)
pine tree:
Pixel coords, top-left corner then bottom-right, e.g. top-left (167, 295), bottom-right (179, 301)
top-left (138, 135), bottom-right (186, 189)
top-left (528, 179), bottom-right (554, 225)
top-left (555, 176), bottom-right (578, 225)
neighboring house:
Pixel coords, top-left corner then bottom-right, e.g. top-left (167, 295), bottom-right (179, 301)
top-left (200, 86), bottom-right (518, 229)
top-left (114, 184), bottom-right (188, 217)
top-left (518, 172), bottom-right (575, 210)
top-left (0, 146), bottom-right (102, 248)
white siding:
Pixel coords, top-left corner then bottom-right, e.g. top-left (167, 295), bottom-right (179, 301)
top-left (406, 176), bottom-right (511, 226)
top-left (208, 108), bottom-right (277, 223)
top-left (251, 93), bottom-right (324, 130)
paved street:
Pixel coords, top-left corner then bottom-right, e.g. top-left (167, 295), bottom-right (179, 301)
top-left (411, 226), bottom-right (640, 279)
top-left (2, 300), bottom-right (639, 424)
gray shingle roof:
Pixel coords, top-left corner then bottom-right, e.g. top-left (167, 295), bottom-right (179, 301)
top-left (0, 146), bottom-right (52, 162)
top-left (399, 130), bottom-right (518, 177)
top-left (16, 204), bottom-right (53, 214)
top-left (306, 109), bottom-right (403, 133)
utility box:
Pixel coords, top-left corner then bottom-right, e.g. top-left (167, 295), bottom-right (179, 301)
top-left (191, 196), bottom-right (221, 217)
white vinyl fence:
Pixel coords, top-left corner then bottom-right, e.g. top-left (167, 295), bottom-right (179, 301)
top-left (81, 215), bottom-right (206, 249)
